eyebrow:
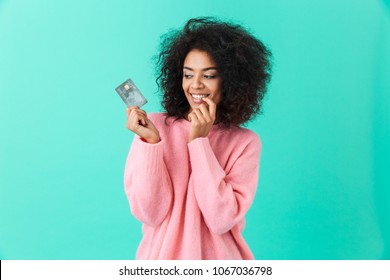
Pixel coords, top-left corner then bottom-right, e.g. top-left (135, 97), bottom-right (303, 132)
top-left (183, 66), bottom-right (218, 71)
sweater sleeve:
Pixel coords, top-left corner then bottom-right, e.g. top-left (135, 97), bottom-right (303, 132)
top-left (124, 137), bottom-right (173, 227)
top-left (188, 134), bottom-right (261, 235)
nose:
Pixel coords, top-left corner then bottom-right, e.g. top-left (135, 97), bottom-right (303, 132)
top-left (190, 76), bottom-right (204, 89)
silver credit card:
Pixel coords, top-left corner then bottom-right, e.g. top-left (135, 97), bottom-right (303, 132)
top-left (115, 78), bottom-right (147, 108)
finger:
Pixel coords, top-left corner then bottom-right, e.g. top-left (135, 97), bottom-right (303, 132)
top-left (126, 116), bottom-right (139, 131)
top-left (198, 104), bottom-right (211, 122)
top-left (192, 108), bottom-right (205, 124)
top-left (129, 111), bottom-right (147, 130)
top-left (146, 118), bottom-right (157, 130)
top-left (127, 112), bottom-right (140, 130)
top-left (139, 118), bottom-right (147, 126)
top-left (202, 97), bottom-right (216, 118)
top-left (133, 108), bottom-right (147, 118)
top-left (134, 111), bottom-right (148, 126)
top-left (126, 106), bottom-right (139, 117)
top-left (129, 109), bottom-right (148, 124)
top-left (188, 111), bottom-right (195, 122)
top-left (188, 111), bottom-right (200, 124)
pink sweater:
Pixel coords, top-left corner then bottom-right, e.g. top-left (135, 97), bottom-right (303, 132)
top-left (124, 112), bottom-right (261, 259)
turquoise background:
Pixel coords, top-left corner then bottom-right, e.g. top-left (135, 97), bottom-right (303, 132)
top-left (1, 0), bottom-right (389, 260)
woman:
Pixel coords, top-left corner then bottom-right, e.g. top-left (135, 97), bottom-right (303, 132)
top-left (124, 17), bottom-right (272, 259)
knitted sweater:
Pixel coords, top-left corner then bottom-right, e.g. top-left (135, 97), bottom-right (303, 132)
top-left (124, 112), bottom-right (261, 259)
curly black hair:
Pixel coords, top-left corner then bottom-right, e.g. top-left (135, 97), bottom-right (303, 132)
top-left (155, 17), bottom-right (272, 128)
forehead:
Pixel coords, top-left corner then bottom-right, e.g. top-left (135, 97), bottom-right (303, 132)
top-left (183, 49), bottom-right (217, 69)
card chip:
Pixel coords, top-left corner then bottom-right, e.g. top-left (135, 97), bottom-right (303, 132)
top-left (115, 78), bottom-right (148, 108)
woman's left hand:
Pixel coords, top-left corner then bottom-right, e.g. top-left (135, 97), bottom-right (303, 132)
top-left (188, 97), bottom-right (216, 142)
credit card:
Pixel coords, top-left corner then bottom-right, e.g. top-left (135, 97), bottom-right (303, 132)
top-left (115, 78), bottom-right (147, 108)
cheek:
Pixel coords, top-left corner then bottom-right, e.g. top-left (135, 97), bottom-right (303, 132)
top-left (210, 80), bottom-right (222, 94)
top-left (182, 79), bottom-right (188, 91)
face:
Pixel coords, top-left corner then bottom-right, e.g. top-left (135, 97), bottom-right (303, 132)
top-left (182, 49), bottom-right (222, 112)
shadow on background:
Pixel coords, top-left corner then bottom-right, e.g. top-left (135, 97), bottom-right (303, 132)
top-left (384, 0), bottom-right (390, 11)
top-left (373, 0), bottom-right (390, 259)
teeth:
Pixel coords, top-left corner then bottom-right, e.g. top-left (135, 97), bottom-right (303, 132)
top-left (192, 94), bottom-right (208, 99)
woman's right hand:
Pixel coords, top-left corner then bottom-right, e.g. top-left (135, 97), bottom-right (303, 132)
top-left (126, 107), bottom-right (160, 144)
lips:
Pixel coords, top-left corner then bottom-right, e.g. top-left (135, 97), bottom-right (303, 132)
top-left (190, 93), bottom-right (209, 104)
top-left (191, 93), bottom-right (209, 99)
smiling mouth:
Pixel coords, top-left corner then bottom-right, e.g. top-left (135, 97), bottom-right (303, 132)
top-left (190, 93), bottom-right (210, 100)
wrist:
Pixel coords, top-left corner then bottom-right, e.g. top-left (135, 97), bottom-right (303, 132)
top-left (143, 135), bottom-right (161, 144)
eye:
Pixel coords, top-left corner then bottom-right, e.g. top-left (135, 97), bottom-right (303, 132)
top-left (204, 72), bottom-right (218, 79)
top-left (183, 74), bottom-right (193, 79)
